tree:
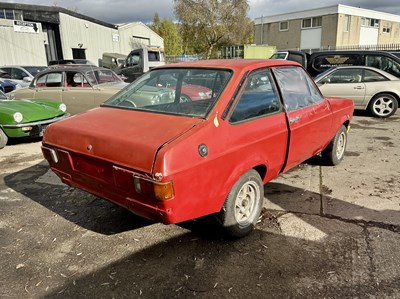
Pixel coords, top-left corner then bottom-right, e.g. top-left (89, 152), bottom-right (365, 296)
top-left (151, 15), bottom-right (182, 56)
top-left (174, 0), bottom-right (253, 58)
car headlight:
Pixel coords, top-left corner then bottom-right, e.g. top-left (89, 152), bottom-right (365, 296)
top-left (151, 95), bottom-right (160, 104)
top-left (59, 103), bottom-right (67, 112)
top-left (13, 112), bottom-right (23, 123)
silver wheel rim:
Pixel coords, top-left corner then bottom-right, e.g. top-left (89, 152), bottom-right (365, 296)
top-left (373, 96), bottom-right (395, 117)
top-left (336, 132), bottom-right (346, 160)
top-left (234, 181), bottom-right (260, 224)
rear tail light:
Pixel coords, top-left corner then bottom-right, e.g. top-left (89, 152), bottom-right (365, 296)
top-left (133, 176), bottom-right (174, 201)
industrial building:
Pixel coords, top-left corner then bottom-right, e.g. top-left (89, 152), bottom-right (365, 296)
top-left (0, 2), bottom-right (163, 66)
top-left (254, 4), bottom-right (400, 51)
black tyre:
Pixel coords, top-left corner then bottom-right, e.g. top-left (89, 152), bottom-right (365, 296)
top-left (0, 129), bottom-right (8, 149)
top-left (369, 93), bottom-right (398, 118)
top-left (218, 169), bottom-right (263, 238)
top-left (321, 125), bottom-right (347, 166)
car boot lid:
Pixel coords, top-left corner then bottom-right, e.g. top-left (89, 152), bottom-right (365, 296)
top-left (43, 107), bottom-right (203, 173)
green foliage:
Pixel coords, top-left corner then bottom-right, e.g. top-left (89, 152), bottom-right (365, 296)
top-left (173, 0), bottom-right (253, 59)
top-left (151, 14), bottom-right (182, 56)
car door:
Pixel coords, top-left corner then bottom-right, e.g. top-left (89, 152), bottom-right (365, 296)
top-left (61, 71), bottom-right (95, 114)
top-left (317, 68), bottom-right (366, 107)
top-left (273, 66), bottom-right (333, 171)
top-left (228, 69), bottom-right (288, 180)
top-left (33, 72), bottom-right (63, 103)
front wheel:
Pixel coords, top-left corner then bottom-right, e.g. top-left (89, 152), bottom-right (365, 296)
top-left (218, 170), bottom-right (263, 238)
top-left (321, 125), bottom-right (347, 166)
top-left (369, 93), bottom-right (398, 118)
top-left (0, 129), bottom-right (8, 149)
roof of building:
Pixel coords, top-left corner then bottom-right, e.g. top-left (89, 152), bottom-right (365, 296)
top-left (0, 2), bottom-right (117, 29)
top-left (255, 4), bottom-right (400, 24)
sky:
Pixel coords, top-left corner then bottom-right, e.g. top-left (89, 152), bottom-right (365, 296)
top-left (2, 0), bottom-right (400, 24)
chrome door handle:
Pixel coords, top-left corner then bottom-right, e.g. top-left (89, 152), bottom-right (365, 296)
top-left (289, 116), bottom-right (300, 123)
top-left (353, 86), bottom-right (364, 89)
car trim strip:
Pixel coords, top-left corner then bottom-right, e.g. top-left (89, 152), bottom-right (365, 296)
top-left (1, 113), bottom-right (70, 128)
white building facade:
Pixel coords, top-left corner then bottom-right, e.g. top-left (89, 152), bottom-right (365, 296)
top-left (254, 4), bottom-right (400, 51)
top-left (0, 2), bottom-right (163, 66)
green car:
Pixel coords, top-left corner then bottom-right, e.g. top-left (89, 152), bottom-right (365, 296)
top-left (0, 90), bottom-right (69, 149)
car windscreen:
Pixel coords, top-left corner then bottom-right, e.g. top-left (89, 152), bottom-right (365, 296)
top-left (103, 68), bottom-right (232, 118)
top-left (270, 52), bottom-right (288, 59)
top-left (85, 69), bottom-right (122, 85)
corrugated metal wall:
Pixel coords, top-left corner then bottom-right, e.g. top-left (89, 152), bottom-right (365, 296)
top-left (0, 19), bottom-right (47, 65)
top-left (58, 13), bottom-right (120, 66)
top-left (118, 23), bottom-right (164, 55)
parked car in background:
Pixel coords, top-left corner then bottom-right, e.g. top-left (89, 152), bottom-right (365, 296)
top-left (315, 65), bottom-right (399, 118)
top-left (0, 66), bottom-right (47, 87)
top-left (0, 78), bottom-right (20, 93)
top-left (307, 50), bottom-right (400, 78)
top-left (271, 50), bottom-right (400, 79)
top-left (0, 90), bottom-right (68, 149)
top-left (12, 67), bottom-right (128, 114)
top-left (41, 59), bottom-right (354, 238)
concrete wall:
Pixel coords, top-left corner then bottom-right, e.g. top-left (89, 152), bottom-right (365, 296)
top-left (0, 19), bottom-right (47, 65)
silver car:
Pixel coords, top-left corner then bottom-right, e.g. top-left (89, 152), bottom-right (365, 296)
top-left (315, 66), bottom-right (399, 118)
top-left (0, 66), bottom-right (47, 87)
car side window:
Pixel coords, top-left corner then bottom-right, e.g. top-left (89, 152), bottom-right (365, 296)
top-left (11, 68), bottom-right (28, 80)
top-left (230, 70), bottom-right (281, 123)
top-left (273, 66), bottom-right (321, 112)
top-left (324, 68), bottom-right (363, 83)
top-left (366, 55), bottom-right (400, 77)
top-left (36, 73), bottom-right (62, 87)
top-left (363, 70), bottom-right (389, 82)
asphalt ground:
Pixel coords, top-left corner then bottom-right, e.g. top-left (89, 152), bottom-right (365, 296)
top-left (0, 110), bottom-right (399, 298)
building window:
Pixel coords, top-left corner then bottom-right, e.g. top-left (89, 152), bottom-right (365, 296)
top-left (279, 21), bottom-right (289, 31)
top-left (0, 9), bottom-right (23, 20)
top-left (383, 27), bottom-right (391, 33)
top-left (302, 17), bottom-right (322, 29)
top-left (14, 10), bottom-right (23, 21)
top-left (5, 9), bottom-right (14, 19)
top-left (312, 17), bottom-right (322, 27)
top-left (344, 15), bottom-right (351, 32)
top-left (302, 18), bottom-right (312, 28)
top-left (361, 17), bottom-right (379, 28)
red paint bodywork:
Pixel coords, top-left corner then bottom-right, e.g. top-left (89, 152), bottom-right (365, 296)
top-left (42, 59), bottom-right (354, 224)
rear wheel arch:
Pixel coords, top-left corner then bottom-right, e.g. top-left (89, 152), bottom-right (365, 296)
top-left (367, 92), bottom-right (399, 118)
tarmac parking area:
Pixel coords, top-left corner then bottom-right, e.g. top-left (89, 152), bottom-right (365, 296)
top-left (0, 111), bottom-right (399, 298)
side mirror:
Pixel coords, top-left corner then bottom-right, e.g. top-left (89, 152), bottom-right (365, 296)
top-left (23, 76), bottom-right (32, 82)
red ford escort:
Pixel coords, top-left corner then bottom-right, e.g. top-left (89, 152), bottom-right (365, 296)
top-left (42, 60), bottom-right (354, 237)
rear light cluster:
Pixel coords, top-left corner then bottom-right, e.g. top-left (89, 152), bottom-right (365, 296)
top-left (133, 176), bottom-right (174, 201)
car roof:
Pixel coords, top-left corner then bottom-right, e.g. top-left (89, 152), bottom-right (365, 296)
top-left (39, 66), bottom-right (110, 73)
top-left (156, 59), bottom-right (302, 72)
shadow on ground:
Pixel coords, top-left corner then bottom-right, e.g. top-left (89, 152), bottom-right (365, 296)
top-left (3, 162), bottom-right (400, 298)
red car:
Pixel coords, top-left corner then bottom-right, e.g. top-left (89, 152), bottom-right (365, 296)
top-left (42, 60), bottom-right (354, 237)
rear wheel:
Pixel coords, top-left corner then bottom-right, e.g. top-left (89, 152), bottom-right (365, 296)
top-left (218, 170), bottom-right (263, 238)
top-left (0, 129), bottom-right (8, 149)
top-left (369, 93), bottom-right (398, 118)
top-left (321, 125), bottom-right (347, 166)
